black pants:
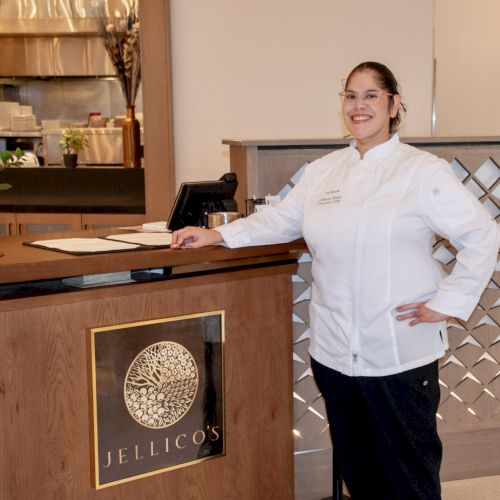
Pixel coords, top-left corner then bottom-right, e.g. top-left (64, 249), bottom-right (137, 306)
top-left (311, 358), bottom-right (442, 500)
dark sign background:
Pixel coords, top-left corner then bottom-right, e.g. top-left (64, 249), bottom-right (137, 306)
top-left (90, 312), bottom-right (224, 487)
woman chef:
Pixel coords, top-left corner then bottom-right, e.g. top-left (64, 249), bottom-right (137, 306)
top-left (171, 62), bottom-right (499, 500)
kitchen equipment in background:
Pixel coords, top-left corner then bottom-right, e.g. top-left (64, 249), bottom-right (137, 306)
top-left (88, 112), bottom-right (104, 128)
top-left (10, 114), bottom-right (37, 132)
top-left (0, 36), bottom-right (115, 78)
top-left (0, 132), bottom-right (44, 165)
top-left (0, 101), bottom-right (39, 132)
top-left (208, 212), bottom-right (241, 229)
top-left (41, 119), bottom-right (72, 129)
top-left (0, 102), bottom-right (20, 129)
top-left (245, 197), bottom-right (266, 216)
top-left (115, 115), bottom-right (125, 127)
top-left (17, 151), bottom-right (40, 167)
top-left (42, 127), bottom-right (144, 166)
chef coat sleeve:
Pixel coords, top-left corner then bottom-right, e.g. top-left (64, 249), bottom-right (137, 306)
top-left (215, 166), bottom-right (310, 248)
top-left (421, 158), bottom-right (499, 320)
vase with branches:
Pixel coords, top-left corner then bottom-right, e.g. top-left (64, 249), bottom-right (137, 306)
top-left (96, 1), bottom-right (141, 168)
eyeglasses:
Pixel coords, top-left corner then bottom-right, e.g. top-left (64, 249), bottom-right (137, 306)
top-left (339, 91), bottom-right (394, 105)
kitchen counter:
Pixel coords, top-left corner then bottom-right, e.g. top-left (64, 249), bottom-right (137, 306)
top-left (0, 130), bottom-right (42, 137)
top-left (0, 167), bottom-right (144, 213)
top-left (42, 126), bottom-right (143, 166)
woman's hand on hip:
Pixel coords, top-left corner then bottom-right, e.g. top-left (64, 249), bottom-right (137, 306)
top-left (171, 226), bottom-right (223, 249)
top-left (395, 302), bottom-right (449, 326)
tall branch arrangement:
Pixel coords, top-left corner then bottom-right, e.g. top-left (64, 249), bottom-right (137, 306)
top-left (96, 1), bottom-right (141, 107)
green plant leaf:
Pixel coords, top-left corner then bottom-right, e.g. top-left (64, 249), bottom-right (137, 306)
top-left (0, 148), bottom-right (27, 168)
top-left (60, 128), bottom-right (89, 154)
top-left (0, 150), bottom-right (14, 166)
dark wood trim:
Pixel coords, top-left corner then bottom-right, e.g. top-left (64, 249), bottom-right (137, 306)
top-left (140, 0), bottom-right (176, 221)
top-left (228, 145), bottom-right (250, 214)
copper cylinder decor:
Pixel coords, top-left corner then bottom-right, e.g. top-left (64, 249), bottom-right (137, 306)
top-left (208, 212), bottom-right (241, 229)
top-left (122, 105), bottom-right (141, 168)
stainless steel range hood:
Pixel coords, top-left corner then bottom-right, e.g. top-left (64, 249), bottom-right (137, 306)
top-left (0, 0), bottom-right (130, 76)
top-left (0, 36), bottom-right (116, 76)
top-left (0, 0), bottom-right (130, 35)
top-left (0, 18), bottom-right (99, 36)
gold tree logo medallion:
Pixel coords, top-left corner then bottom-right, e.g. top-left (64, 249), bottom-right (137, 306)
top-left (124, 341), bottom-right (199, 429)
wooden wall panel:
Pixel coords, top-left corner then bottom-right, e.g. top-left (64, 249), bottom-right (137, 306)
top-left (140, 0), bottom-right (176, 221)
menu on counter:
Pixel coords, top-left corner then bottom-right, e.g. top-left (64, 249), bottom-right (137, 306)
top-left (104, 232), bottom-right (173, 246)
top-left (24, 238), bottom-right (141, 255)
top-left (24, 232), bottom-right (172, 255)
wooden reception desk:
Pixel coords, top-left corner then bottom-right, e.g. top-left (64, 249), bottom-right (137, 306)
top-left (0, 229), bottom-right (304, 499)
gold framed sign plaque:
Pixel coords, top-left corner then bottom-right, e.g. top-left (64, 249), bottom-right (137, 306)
top-left (88, 311), bottom-right (225, 488)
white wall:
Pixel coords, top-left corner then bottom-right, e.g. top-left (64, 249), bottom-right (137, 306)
top-left (170, 0), bottom-right (433, 185)
top-left (434, 0), bottom-right (500, 136)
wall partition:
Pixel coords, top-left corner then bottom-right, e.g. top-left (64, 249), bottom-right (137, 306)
top-left (225, 136), bottom-right (500, 483)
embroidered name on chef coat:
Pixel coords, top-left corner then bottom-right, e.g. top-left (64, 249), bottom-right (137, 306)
top-left (318, 189), bottom-right (342, 205)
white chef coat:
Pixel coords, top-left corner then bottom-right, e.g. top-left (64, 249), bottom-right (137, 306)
top-left (217, 134), bottom-right (499, 376)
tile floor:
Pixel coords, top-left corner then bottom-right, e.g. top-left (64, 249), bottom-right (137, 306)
top-left (442, 475), bottom-right (500, 500)
top-left (295, 449), bottom-right (500, 499)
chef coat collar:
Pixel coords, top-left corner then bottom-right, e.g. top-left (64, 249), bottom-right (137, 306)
top-left (349, 133), bottom-right (400, 161)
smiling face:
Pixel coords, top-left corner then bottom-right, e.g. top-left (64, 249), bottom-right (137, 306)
top-left (342, 69), bottom-right (401, 157)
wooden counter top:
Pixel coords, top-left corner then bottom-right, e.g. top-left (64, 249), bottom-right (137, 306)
top-left (0, 227), bottom-right (305, 285)
top-left (222, 136), bottom-right (500, 147)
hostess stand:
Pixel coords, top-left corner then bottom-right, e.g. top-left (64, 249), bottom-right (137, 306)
top-left (0, 212), bottom-right (303, 499)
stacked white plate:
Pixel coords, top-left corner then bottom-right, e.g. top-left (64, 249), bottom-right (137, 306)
top-left (10, 114), bottom-right (37, 131)
top-left (19, 105), bottom-right (33, 115)
top-left (0, 101), bottom-right (20, 130)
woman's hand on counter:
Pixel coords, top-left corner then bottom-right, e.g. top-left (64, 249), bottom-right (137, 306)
top-left (171, 226), bottom-right (223, 249)
top-left (395, 302), bottom-right (449, 326)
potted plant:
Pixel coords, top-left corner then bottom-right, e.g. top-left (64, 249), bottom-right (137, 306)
top-left (59, 128), bottom-right (89, 168)
top-left (0, 147), bottom-right (26, 256)
top-left (0, 147), bottom-right (26, 190)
